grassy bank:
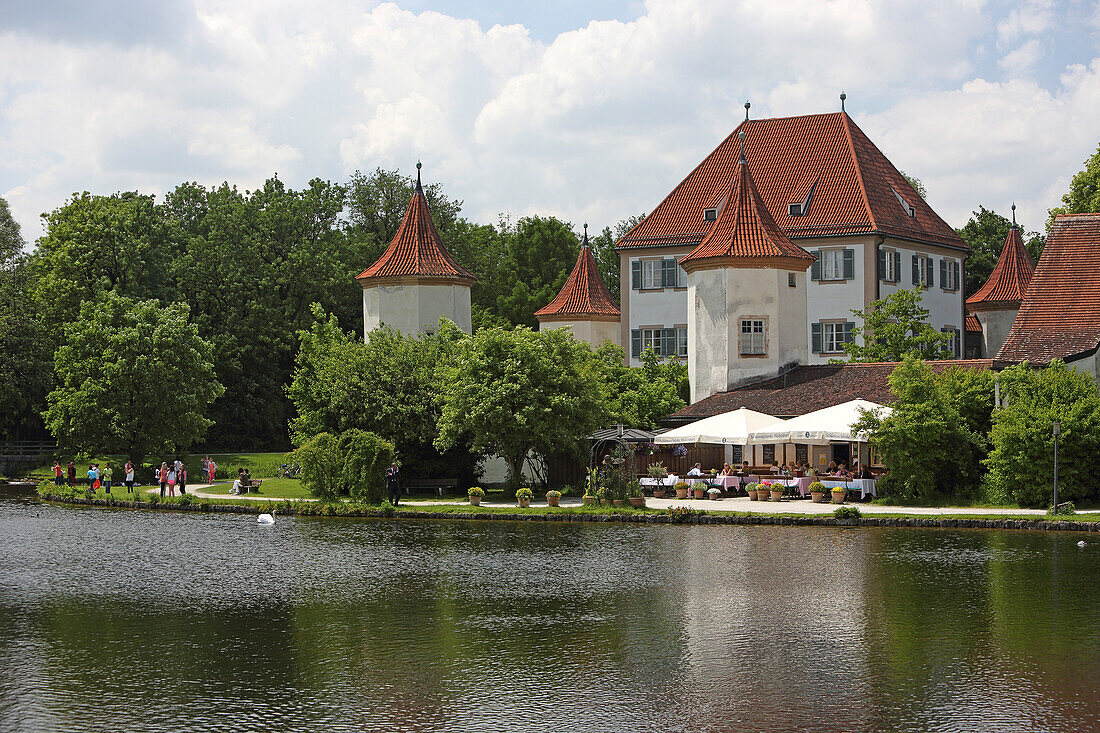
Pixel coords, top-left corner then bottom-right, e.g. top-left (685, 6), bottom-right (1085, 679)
top-left (28, 452), bottom-right (293, 481)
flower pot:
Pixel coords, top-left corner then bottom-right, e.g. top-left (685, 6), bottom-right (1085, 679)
top-left (708, 492), bottom-right (720, 501)
top-left (676, 488), bottom-right (689, 499)
top-left (831, 491), bottom-right (846, 505)
top-left (547, 495), bottom-right (560, 507)
top-left (612, 499), bottom-right (624, 507)
top-left (469, 495), bottom-right (482, 506)
top-left (583, 496), bottom-right (597, 505)
top-left (748, 489), bottom-right (758, 501)
top-left (653, 489), bottom-right (666, 499)
top-left (518, 498), bottom-right (531, 508)
top-left (628, 497), bottom-right (645, 508)
top-left (770, 490), bottom-right (783, 501)
top-left (810, 491), bottom-right (825, 503)
top-left (693, 488), bottom-right (706, 499)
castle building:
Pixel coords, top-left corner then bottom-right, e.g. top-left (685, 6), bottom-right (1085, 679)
top-left (356, 163), bottom-right (475, 337)
top-left (535, 224), bottom-right (621, 346)
top-left (964, 205), bottom-right (1035, 359)
top-left (616, 104), bottom-right (969, 396)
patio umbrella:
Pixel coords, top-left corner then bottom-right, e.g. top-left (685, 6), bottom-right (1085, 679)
top-left (746, 399), bottom-right (890, 445)
top-left (653, 407), bottom-right (781, 445)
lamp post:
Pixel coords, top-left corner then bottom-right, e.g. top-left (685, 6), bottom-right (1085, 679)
top-left (1053, 421), bottom-right (1061, 513)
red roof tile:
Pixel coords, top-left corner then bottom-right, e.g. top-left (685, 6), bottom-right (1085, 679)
top-left (966, 312), bottom-right (982, 333)
top-left (668, 360), bottom-right (993, 422)
top-left (997, 213), bottom-right (1100, 364)
top-left (618, 112), bottom-right (967, 251)
top-left (357, 169), bottom-right (475, 284)
top-left (680, 141), bottom-right (814, 268)
top-left (535, 229), bottom-right (620, 320)
top-left (965, 226), bottom-right (1034, 309)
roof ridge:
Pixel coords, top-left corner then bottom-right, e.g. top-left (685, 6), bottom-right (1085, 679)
top-left (839, 112), bottom-right (878, 232)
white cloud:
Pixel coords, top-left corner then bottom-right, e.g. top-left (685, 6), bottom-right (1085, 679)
top-left (0, 0), bottom-right (1095, 248)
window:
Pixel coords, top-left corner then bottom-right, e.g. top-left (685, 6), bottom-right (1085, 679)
top-left (912, 254), bottom-right (934, 288)
top-left (641, 327), bottom-right (662, 353)
top-left (631, 258), bottom-right (681, 290)
top-left (740, 318), bottom-right (766, 355)
top-left (940, 258), bottom-right (960, 291)
top-left (676, 259), bottom-right (688, 288)
top-left (630, 327), bottom-right (679, 358)
top-left (892, 186), bottom-right (916, 218)
top-left (795, 444), bottom-right (808, 465)
top-left (704, 208), bottom-right (717, 221)
top-left (811, 321), bottom-right (855, 353)
top-left (731, 445), bottom-right (743, 463)
top-left (676, 326), bottom-right (688, 358)
top-left (810, 248), bottom-right (855, 281)
top-left (788, 272), bottom-right (796, 288)
top-left (941, 327), bottom-right (961, 358)
top-left (642, 260), bottom-right (662, 289)
top-left (878, 249), bottom-right (901, 283)
top-left (788, 203), bottom-right (803, 216)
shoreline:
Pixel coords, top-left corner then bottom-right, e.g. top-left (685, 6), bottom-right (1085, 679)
top-left (38, 493), bottom-right (1100, 534)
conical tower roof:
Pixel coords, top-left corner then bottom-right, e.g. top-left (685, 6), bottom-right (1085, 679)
top-left (356, 165), bottom-right (475, 285)
top-left (679, 133), bottom-right (815, 272)
top-left (535, 225), bottom-right (620, 321)
top-left (966, 220), bottom-right (1034, 310)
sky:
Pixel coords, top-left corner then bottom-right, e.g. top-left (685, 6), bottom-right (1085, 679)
top-left (1, 0), bottom-right (1099, 244)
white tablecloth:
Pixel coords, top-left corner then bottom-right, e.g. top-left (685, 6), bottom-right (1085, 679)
top-left (819, 479), bottom-right (877, 499)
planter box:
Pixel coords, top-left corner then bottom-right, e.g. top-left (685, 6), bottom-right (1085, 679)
top-left (831, 492), bottom-right (846, 505)
top-left (518, 498), bottom-right (531, 508)
top-left (628, 497), bottom-right (645, 508)
top-left (547, 496), bottom-right (560, 507)
top-left (583, 496), bottom-right (597, 505)
top-left (653, 490), bottom-right (666, 499)
top-left (770, 490), bottom-right (783, 501)
top-left (810, 492), bottom-right (825, 503)
top-left (693, 488), bottom-right (706, 499)
top-left (748, 490), bottom-right (758, 501)
top-left (676, 488), bottom-right (689, 499)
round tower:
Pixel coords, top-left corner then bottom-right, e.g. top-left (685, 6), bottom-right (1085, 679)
top-left (535, 224), bottom-right (621, 346)
top-left (355, 163), bottom-right (475, 337)
top-left (965, 204), bottom-right (1035, 358)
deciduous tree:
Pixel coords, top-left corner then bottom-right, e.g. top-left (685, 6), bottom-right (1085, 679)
top-left (956, 206), bottom-right (1044, 296)
top-left (1048, 143), bottom-right (1100, 228)
top-left (840, 288), bottom-right (953, 362)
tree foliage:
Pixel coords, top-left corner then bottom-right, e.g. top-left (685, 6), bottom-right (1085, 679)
top-left (337, 429), bottom-right (395, 504)
top-left (840, 287), bottom-right (953, 362)
top-left (984, 361), bottom-right (1100, 508)
top-left (42, 292), bottom-right (223, 467)
top-left (594, 343), bottom-right (687, 428)
top-left (853, 357), bottom-right (988, 500)
top-left (901, 172), bottom-right (927, 199)
top-left (294, 431), bottom-right (343, 501)
top-left (436, 326), bottom-right (607, 487)
top-left (1048, 142), bottom-right (1100, 229)
top-left (956, 206), bottom-right (1045, 296)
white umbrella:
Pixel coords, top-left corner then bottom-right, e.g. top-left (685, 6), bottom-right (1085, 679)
top-left (653, 407), bottom-right (781, 445)
top-left (746, 399), bottom-right (891, 445)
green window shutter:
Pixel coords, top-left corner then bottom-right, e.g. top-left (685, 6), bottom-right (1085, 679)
top-left (810, 251), bottom-right (821, 281)
top-left (661, 259), bottom-right (676, 288)
top-left (892, 251), bottom-right (901, 282)
top-left (661, 328), bottom-right (676, 357)
top-left (631, 261), bottom-right (642, 290)
top-left (630, 329), bottom-right (641, 358)
top-left (842, 249), bottom-right (855, 280)
top-left (953, 261), bottom-right (960, 290)
top-left (954, 329), bottom-right (961, 358)
top-left (877, 249), bottom-right (886, 281)
top-left (925, 257), bottom-right (934, 287)
top-left (912, 254), bottom-right (919, 285)
top-left (811, 323), bottom-right (822, 353)
top-left (845, 321), bottom-right (856, 343)
top-left (940, 259), bottom-right (947, 287)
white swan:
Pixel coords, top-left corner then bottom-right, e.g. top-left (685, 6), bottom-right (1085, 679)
top-left (1078, 540), bottom-right (1086, 548)
top-left (257, 509), bottom-right (276, 525)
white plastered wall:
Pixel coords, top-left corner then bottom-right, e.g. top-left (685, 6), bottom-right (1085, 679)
top-left (978, 308), bottom-right (1018, 360)
top-left (539, 319), bottom-right (621, 348)
top-left (362, 282), bottom-right (472, 338)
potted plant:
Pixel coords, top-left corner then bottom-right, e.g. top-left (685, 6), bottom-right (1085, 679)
top-left (674, 480), bottom-right (690, 500)
top-left (597, 486), bottom-right (613, 506)
top-left (808, 481), bottom-right (826, 503)
top-left (546, 489), bottom-right (561, 507)
top-left (831, 486), bottom-right (847, 505)
top-left (583, 470), bottom-right (599, 505)
top-left (628, 481), bottom-right (645, 508)
top-left (769, 485), bottom-right (784, 501)
top-left (747, 483), bottom-right (759, 501)
top-left (693, 483), bottom-right (706, 500)
top-left (468, 486), bottom-right (485, 506)
top-left (648, 462), bottom-right (668, 498)
top-left (707, 487), bottom-right (721, 501)
top-left (516, 487), bottom-right (533, 508)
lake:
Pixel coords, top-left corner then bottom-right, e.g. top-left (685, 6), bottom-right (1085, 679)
top-left (1, 490), bottom-right (1098, 732)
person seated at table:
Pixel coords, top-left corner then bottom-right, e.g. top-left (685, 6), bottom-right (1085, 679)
top-left (836, 463), bottom-right (852, 478)
top-left (686, 463), bottom-right (703, 477)
top-left (719, 463), bottom-right (732, 476)
top-left (736, 461), bottom-right (751, 476)
top-left (854, 462), bottom-right (873, 479)
top-left (769, 460), bottom-right (782, 474)
top-left (826, 461), bottom-right (838, 475)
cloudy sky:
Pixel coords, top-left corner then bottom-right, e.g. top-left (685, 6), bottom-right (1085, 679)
top-left (2, 0), bottom-right (1098, 243)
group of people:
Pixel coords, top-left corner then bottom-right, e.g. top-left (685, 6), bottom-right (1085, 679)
top-left (52, 460), bottom-right (137, 493)
top-left (199, 456), bottom-right (218, 483)
top-left (229, 467), bottom-right (253, 495)
top-left (156, 460), bottom-right (188, 497)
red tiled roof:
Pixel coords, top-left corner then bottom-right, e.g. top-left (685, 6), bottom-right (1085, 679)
top-left (680, 143), bottom-right (814, 267)
top-left (966, 226), bottom-right (1034, 309)
top-left (357, 170), bottom-right (475, 284)
top-left (668, 360), bottom-right (993, 422)
top-left (618, 112), bottom-right (966, 251)
top-left (535, 230), bottom-right (620, 320)
top-left (966, 312), bottom-right (982, 333)
top-left (997, 213), bottom-right (1100, 364)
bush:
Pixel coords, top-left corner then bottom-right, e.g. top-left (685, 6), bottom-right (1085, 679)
top-left (294, 432), bottom-right (343, 500)
top-left (808, 481), bottom-right (826, 493)
top-left (1048, 501), bottom-right (1076, 516)
top-left (834, 506), bottom-right (862, 520)
top-left (337, 429), bottom-right (395, 503)
top-left (674, 481), bottom-right (689, 491)
top-left (668, 506), bottom-right (703, 522)
top-left (379, 499), bottom-right (396, 517)
top-left (516, 487), bottom-right (534, 500)
top-left (468, 487), bottom-right (485, 497)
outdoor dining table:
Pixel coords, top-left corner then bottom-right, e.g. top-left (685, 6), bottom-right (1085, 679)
top-left (819, 478), bottom-right (877, 499)
top-left (640, 476), bottom-right (679, 487)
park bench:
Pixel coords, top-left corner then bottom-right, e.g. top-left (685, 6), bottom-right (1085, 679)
top-left (232, 478), bottom-right (262, 494)
top-left (405, 477), bottom-right (458, 497)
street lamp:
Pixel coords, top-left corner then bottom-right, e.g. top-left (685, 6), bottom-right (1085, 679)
top-left (1052, 421), bottom-right (1061, 513)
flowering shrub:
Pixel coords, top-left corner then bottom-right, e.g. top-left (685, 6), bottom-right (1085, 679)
top-left (808, 481), bottom-right (826, 494)
top-left (468, 487), bottom-right (485, 497)
top-left (515, 488), bottom-right (534, 500)
top-left (672, 445), bottom-right (688, 457)
top-left (546, 489), bottom-right (561, 498)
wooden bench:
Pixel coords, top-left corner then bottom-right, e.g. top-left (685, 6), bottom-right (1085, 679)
top-left (232, 478), bottom-right (262, 494)
top-left (404, 478), bottom-right (459, 497)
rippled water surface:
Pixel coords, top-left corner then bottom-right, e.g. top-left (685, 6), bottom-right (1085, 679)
top-left (2, 491), bottom-right (1100, 732)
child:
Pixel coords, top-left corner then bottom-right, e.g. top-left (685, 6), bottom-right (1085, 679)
top-left (166, 467), bottom-right (177, 497)
top-left (102, 463), bottom-right (113, 494)
top-left (52, 462), bottom-right (63, 487)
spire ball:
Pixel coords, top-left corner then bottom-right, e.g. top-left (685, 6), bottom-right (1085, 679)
top-left (840, 91), bottom-right (846, 112)
top-left (1011, 202), bottom-right (1017, 227)
top-left (744, 100), bottom-right (750, 121)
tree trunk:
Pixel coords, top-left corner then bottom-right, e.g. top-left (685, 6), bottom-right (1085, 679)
top-left (505, 450), bottom-right (528, 491)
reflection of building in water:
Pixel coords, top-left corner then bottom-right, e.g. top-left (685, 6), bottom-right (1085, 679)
top-left (675, 525), bottom-right (875, 730)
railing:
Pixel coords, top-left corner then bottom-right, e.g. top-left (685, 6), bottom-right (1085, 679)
top-left (0, 442), bottom-right (57, 461)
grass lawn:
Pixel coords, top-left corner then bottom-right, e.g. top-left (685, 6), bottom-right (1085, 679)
top-left (199, 478), bottom-right (314, 499)
top-left (27, 452), bottom-right (294, 481)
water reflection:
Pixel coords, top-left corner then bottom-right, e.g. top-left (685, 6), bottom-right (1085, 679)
top-left (0, 498), bottom-right (1098, 732)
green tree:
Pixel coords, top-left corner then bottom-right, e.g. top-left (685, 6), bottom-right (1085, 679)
top-left (436, 326), bottom-right (607, 488)
top-left (338, 429), bottom-right (395, 503)
top-left (853, 357), bottom-right (986, 500)
top-left (839, 287), bottom-right (953, 362)
top-left (984, 361), bottom-right (1100, 507)
top-left (1048, 143), bottom-right (1100, 228)
top-left (294, 431), bottom-right (342, 501)
top-left (493, 216), bottom-right (582, 327)
top-left (593, 343), bottom-right (687, 428)
top-left (956, 206), bottom-right (1044, 296)
top-left (42, 292), bottom-right (223, 468)
top-left (588, 214), bottom-right (646, 306)
top-left (901, 172), bottom-right (927, 199)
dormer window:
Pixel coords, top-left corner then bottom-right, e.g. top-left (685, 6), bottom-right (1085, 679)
top-left (892, 186), bottom-right (916, 218)
top-left (788, 177), bottom-right (817, 217)
top-left (789, 203), bottom-right (803, 216)
top-left (704, 208), bottom-right (717, 222)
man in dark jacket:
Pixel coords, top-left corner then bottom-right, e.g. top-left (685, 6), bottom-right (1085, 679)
top-left (386, 463), bottom-right (401, 505)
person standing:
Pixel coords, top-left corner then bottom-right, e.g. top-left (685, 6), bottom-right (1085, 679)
top-left (102, 463), bottom-right (113, 494)
top-left (52, 462), bottom-right (63, 487)
top-left (386, 462), bottom-right (401, 506)
top-left (87, 464), bottom-right (99, 492)
top-left (178, 465), bottom-right (187, 495)
top-left (67, 461), bottom-right (76, 487)
top-left (124, 461), bottom-right (135, 493)
top-left (166, 466), bottom-right (177, 497)
top-left (207, 457), bottom-right (217, 483)
top-left (158, 462), bottom-right (168, 498)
